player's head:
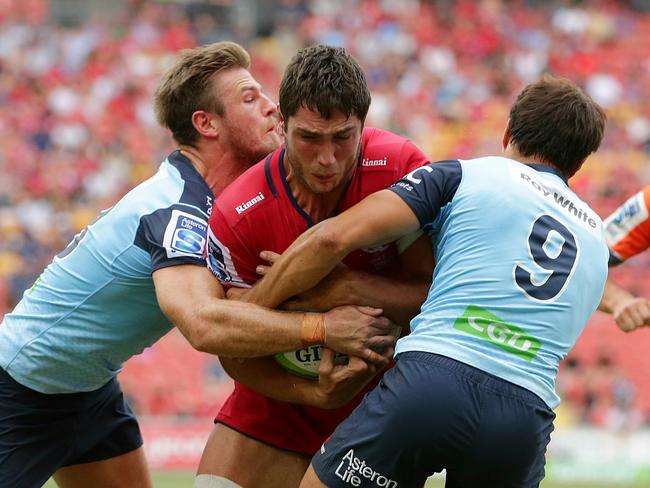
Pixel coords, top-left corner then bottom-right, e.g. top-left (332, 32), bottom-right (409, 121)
top-left (505, 75), bottom-right (606, 179)
top-left (154, 41), bottom-right (280, 162)
top-left (279, 45), bottom-right (371, 195)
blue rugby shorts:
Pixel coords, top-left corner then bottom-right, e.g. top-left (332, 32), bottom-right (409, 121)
top-left (0, 367), bottom-right (143, 488)
top-left (312, 351), bottom-right (555, 488)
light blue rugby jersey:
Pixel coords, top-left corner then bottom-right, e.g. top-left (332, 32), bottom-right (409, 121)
top-left (390, 157), bottom-right (608, 408)
top-left (0, 150), bottom-right (213, 393)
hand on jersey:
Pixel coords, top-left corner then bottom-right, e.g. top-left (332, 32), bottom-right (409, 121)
top-left (255, 250), bottom-right (355, 312)
top-left (613, 297), bottom-right (650, 332)
top-left (315, 347), bottom-right (392, 409)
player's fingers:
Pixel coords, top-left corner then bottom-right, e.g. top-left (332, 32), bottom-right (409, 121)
top-left (626, 308), bottom-right (646, 329)
top-left (366, 335), bottom-right (397, 350)
top-left (259, 250), bottom-right (280, 264)
top-left (616, 313), bottom-right (637, 333)
top-left (363, 348), bottom-right (390, 367)
top-left (355, 306), bottom-right (384, 317)
top-left (255, 264), bottom-right (270, 276)
top-left (638, 301), bottom-right (650, 321)
top-left (319, 348), bottom-right (335, 375)
top-left (346, 355), bottom-right (370, 374)
top-left (369, 317), bottom-right (394, 333)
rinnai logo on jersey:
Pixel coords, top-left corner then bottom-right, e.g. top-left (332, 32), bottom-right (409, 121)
top-left (362, 157), bottom-right (387, 167)
top-left (335, 449), bottom-right (397, 487)
top-left (235, 192), bottom-right (265, 215)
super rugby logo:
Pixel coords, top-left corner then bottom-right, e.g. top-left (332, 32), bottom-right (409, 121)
top-left (163, 209), bottom-right (207, 259)
top-left (235, 192), bottom-right (265, 215)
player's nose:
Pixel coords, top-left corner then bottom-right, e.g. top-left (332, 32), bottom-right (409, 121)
top-left (261, 94), bottom-right (278, 117)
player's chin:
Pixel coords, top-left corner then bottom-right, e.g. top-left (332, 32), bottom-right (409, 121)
top-left (264, 131), bottom-right (283, 151)
top-left (309, 179), bottom-right (340, 195)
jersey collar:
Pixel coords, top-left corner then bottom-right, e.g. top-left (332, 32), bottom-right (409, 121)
top-left (525, 163), bottom-right (568, 184)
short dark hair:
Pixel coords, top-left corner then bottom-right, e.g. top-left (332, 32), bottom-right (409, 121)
top-left (508, 75), bottom-right (606, 178)
top-left (279, 45), bottom-right (371, 126)
top-left (154, 42), bottom-right (250, 146)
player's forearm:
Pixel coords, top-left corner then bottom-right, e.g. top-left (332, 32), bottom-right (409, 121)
top-left (247, 223), bottom-right (350, 308)
top-left (190, 300), bottom-right (307, 357)
top-left (345, 271), bottom-right (429, 326)
top-left (291, 269), bottom-right (428, 326)
top-left (598, 279), bottom-right (635, 314)
top-left (220, 356), bottom-right (326, 406)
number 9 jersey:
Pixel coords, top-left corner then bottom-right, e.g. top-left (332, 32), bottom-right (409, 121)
top-left (389, 157), bottom-right (609, 408)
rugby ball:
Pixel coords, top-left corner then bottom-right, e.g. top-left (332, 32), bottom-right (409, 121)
top-left (274, 346), bottom-right (348, 379)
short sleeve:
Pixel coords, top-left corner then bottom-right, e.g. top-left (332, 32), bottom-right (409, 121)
top-left (604, 187), bottom-right (650, 265)
top-left (389, 160), bottom-right (462, 230)
top-left (134, 205), bottom-right (209, 272)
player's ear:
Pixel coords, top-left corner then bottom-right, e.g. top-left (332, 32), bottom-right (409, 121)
top-left (192, 110), bottom-right (219, 138)
top-left (279, 111), bottom-right (287, 134)
top-left (502, 119), bottom-right (511, 151)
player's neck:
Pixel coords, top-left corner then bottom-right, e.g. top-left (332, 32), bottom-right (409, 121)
top-left (503, 146), bottom-right (560, 172)
top-left (288, 178), bottom-right (347, 223)
top-left (179, 144), bottom-right (250, 198)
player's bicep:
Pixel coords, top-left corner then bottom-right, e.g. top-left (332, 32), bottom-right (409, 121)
top-left (153, 264), bottom-right (225, 327)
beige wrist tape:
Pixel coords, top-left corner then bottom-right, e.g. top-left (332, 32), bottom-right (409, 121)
top-left (300, 313), bottom-right (325, 346)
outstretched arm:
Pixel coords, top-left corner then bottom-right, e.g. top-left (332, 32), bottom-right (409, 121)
top-left (245, 189), bottom-right (422, 309)
top-left (250, 232), bottom-right (434, 326)
top-left (154, 264), bottom-right (394, 360)
top-left (598, 278), bottom-right (650, 332)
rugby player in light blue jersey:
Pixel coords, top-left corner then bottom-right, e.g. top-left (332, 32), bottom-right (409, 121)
top-left (243, 75), bottom-right (609, 488)
top-left (0, 42), bottom-right (395, 488)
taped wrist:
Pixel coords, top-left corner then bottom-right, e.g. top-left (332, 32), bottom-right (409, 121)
top-left (300, 313), bottom-right (326, 346)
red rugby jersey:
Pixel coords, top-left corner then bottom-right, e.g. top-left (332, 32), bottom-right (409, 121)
top-left (206, 127), bottom-right (428, 455)
top-left (604, 187), bottom-right (650, 264)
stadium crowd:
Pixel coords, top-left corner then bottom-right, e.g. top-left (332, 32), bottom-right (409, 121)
top-left (1, 0), bottom-right (649, 426)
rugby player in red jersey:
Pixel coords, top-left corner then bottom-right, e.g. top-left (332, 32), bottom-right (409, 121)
top-left (197, 45), bottom-right (435, 487)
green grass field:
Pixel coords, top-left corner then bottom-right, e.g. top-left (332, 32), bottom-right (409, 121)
top-left (43, 472), bottom-right (649, 487)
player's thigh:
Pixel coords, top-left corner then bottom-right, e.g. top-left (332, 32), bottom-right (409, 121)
top-left (0, 368), bottom-right (76, 487)
top-left (445, 373), bottom-right (555, 487)
top-left (53, 446), bottom-right (152, 488)
top-left (311, 354), bottom-right (456, 488)
top-left (300, 464), bottom-right (328, 488)
top-left (198, 423), bottom-right (310, 487)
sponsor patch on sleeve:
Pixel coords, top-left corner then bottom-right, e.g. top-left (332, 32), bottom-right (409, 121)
top-left (604, 192), bottom-right (649, 246)
top-left (162, 209), bottom-right (208, 259)
top-left (206, 227), bottom-right (248, 287)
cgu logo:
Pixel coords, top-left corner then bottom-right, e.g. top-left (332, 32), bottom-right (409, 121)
top-left (453, 305), bottom-right (541, 361)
